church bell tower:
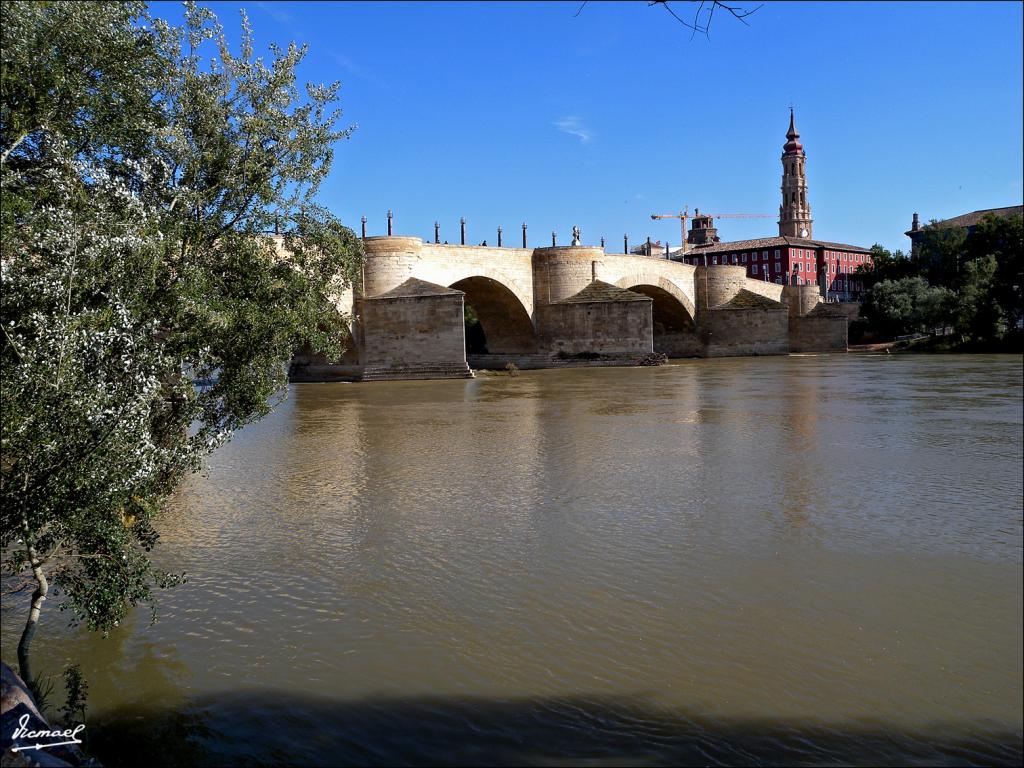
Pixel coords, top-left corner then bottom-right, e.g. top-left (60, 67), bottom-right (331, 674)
top-left (778, 109), bottom-right (813, 239)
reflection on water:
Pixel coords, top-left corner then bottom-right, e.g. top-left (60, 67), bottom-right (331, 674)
top-left (2, 354), bottom-right (1022, 766)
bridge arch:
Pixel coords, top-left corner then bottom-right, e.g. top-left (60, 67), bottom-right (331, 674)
top-left (614, 276), bottom-right (696, 322)
top-left (450, 276), bottom-right (538, 354)
top-left (621, 279), bottom-right (702, 358)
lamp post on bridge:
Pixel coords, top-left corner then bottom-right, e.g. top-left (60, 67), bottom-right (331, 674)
top-left (497, 226), bottom-right (502, 247)
top-left (360, 216), bottom-right (367, 239)
top-left (551, 230), bottom-right (557, 247)
top-left (522, 222), bottom-right (527, 248)
top-left (386, 209), bottom-right (393, 236)
top-left (434, 221), bottom-right (440, 244)
top-left (460, 217), bottom-right (466, 246)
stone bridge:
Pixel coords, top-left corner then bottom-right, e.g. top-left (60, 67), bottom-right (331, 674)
top-left (292, 236), bottom-right (847, 381)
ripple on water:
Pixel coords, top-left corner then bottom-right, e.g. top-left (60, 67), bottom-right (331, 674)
top-left (2, 355), bottom-right (1021, 765)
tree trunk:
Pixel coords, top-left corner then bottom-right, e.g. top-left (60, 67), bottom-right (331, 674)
top-left (17, 538), bottom-right (48, 686)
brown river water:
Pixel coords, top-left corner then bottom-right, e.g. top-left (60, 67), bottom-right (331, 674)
top-left (2, 354), bottom-right (1022, 766)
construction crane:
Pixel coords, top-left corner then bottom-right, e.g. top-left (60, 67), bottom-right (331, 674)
top-left (650, 207), bottom-right (773, 255)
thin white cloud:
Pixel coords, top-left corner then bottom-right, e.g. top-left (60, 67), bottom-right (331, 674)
top-left (253, 1), bottom-right (295, 27)
top-left (329, 52), bottom-right (388, 89)
top-left (331, 53), bottom-right (368, 79)
top-left (554, 116), bottom-right (593, 144)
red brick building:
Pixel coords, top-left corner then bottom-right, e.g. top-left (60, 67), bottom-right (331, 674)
top-left (680, 111), bottom-right (873, 301)
top-left (678, 236), bottom-right (872, 301)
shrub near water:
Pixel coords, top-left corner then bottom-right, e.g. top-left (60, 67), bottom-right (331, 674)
top-left (1, 0), bottom-right (363, 686)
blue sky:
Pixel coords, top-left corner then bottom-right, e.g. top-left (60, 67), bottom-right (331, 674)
top-left (151, 1), bottom-right (1023, 253)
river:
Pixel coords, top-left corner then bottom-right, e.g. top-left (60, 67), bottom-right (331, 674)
top-left (2, 354), bottom-right (1022, 766)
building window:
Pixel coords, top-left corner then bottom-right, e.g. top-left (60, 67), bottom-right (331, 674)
top-left (762, 251), bottom-right (768, 260)
top-left (752, 264), bottom-right (758, 274)
top-left (712, 256), bottom-right (717, 264)
top-left (741, 254), bottom-right (747, 263)
top-left (774, 249), bottom-right (780, 258)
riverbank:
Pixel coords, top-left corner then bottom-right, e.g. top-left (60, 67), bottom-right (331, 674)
top-left (850, 329), bottom-right (1023, 355)
top-left (1, 661), bottom-right (96, 767)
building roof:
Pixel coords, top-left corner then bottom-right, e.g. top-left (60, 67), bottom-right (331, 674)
top-left (368, 277), bottom-right (463, 300)
top-left (807, 302), bottom-right (850, 318)
top-left (716, 289), bottom-right (785, 311)
top-left (556, 280), bottom-right (651, 304)
top-left (908, 205), bottom-right (1023, 235)
top-left (681, 235), bottom-right (872, 256)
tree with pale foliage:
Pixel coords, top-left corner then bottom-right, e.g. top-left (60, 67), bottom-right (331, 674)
top-left (1, 1), bottom-right (362, 688)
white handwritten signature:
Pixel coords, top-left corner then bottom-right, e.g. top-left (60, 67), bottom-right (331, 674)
top-left (10, 712), bottom-right (85, 752)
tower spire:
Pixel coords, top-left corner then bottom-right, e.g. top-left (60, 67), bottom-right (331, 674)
top-left (783, 108), bottom-right (803, 154)
top-left (778, 109), bottom-right (812, 238)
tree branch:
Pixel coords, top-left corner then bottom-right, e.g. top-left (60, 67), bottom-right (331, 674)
top-left (642, 0), bottom-right (763, 39)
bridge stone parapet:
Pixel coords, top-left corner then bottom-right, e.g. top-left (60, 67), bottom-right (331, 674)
top-left (531, 246), bottom-right (607, 306)
top-left (781, 284), bottom-right (823, 317)
top-left (363, 237), bottom-right (535, 321)
top-left (591, 253), bottom-right (698, 323)
top-left (694, 265), bottom-right (786, 312)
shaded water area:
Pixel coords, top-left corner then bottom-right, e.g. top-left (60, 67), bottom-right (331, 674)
top-left (3, 355), bottom-right (1023, 766)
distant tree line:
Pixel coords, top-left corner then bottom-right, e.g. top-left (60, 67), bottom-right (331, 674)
top-left (854, 213), bottom-right (1023, 350)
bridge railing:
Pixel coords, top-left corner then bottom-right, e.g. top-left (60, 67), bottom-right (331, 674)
top-left (359, 211), bottom-right (693, 257)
